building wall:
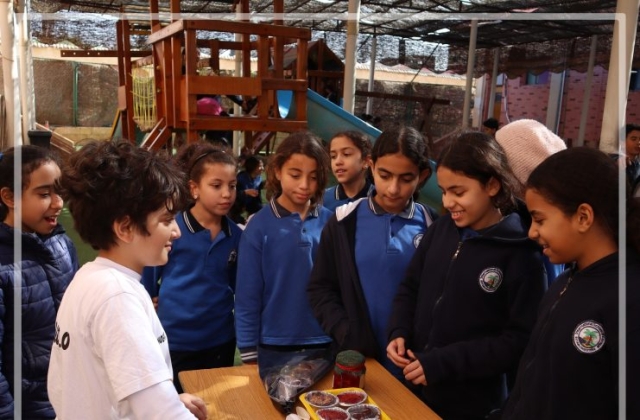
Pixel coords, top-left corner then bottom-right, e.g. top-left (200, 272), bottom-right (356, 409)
top-left (501, 66), bottom-right (640, 148)
top-left (503, 76), bottom-right (550, 126)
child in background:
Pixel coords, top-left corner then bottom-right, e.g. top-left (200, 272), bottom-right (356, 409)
top-left (308, 126), bottom-right (437, 378)
top-left (323, 131), bottom-right (374, 212)
top-left (387, 132), bottom-right (546, 419)
top-left (236, 155), bottom-right (265, 216)
top-left (495, 118), bottom-right (567, 284)
top-left (0, 146), bottom-right (78, 419)
top-left (142, 142), bottom-right (241, 394)
top-left (235, 132), bottom-right (332, 369)
top-left (48, 140), bottom-right (206, 420)
top-left (502, 147), bottom-right (640, 419)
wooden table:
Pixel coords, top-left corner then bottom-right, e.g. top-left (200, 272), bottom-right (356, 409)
top-left (179, 358), bottom-right (441, 419)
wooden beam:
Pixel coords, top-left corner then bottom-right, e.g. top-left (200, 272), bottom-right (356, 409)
top-left (184, 20), bottom-right (311, 40)
top-left (208, 40), bottom-right (220, 74)
top-left (295, 38), bottom-right (308, 121)
top-left (182, 76), bottom-right (262, 96)
top-left (197, 39), bottom-right (258, 51)
top-left (117, 85), bottom-right (126, 110)
top-left (140, 118), bottom-right (170, 151)
top-left (149, 0), bottom-right (160, 32)
top-left (262, 79), bottom-right (307, 91)
top-left (146, 20), bottom-right (184, 44)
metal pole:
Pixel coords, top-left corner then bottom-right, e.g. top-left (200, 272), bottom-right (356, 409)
top-left (462, 19), bottom-right (478, 128)
top-left (0, 0), bottom-right (23, 147)
top-left (17, 0), bottom-right (35, 141)
top-left (487, 48), bottom-right (499, 119)
top-left (599, 0), bottom-right (639, 154)
top-left (577, 35), bottom-right (598, 147)
top-left (233, 3), bottom-right (242, 156)
top-left (342, 0), bottom-right (361, 113)
top-left (365, 36), bottom-right (377, 115)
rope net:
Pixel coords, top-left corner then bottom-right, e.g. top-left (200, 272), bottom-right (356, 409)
top-left (131, 66), bottom-right (156, 131)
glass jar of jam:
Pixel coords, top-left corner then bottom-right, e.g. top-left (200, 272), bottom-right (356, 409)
top-left (333, 350), bottom-right (366, 389)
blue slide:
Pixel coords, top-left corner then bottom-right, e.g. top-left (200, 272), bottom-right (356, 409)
top-left (276, 89), bottom-right (442, 210)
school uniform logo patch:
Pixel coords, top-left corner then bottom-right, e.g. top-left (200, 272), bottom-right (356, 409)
top-left (413, 234), bottom-right (424, 248)
top-left (478, 267), bottom-right (503, 293)
top-left (573, 321), bottom-right (605, 354)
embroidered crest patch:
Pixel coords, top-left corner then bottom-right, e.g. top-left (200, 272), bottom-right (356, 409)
top-left (413, 233), bottom-right (424, 248)
top-left (573, 321), bottom-right (605, 354)
top-left (478, 267), bottom-right (503, 293)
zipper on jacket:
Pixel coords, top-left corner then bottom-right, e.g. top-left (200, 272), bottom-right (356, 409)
top-left (522, 274), bottom-right (574, 373)
top-left (509, 274), bottom-right (574, 416)
top-left (429, 241), bottom-right (463, 327)
top-left (424, 241), bottom-right (464, 352)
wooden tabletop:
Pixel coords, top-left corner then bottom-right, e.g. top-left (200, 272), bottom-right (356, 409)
top-left (179, 358), bottom-right (441, 419)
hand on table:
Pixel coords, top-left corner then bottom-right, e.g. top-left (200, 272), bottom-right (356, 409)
top-left (180, 393), bottom-right (208, 420)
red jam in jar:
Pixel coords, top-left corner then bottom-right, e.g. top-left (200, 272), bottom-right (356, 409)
top-left (332, 350), bottom-right (366, 389)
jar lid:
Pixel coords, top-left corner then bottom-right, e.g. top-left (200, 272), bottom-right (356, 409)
top-left (336, 350), bottom-right (365, 367)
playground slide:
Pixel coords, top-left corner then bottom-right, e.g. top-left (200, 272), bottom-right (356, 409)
top-left (277, 89), bottom-right (442, 210)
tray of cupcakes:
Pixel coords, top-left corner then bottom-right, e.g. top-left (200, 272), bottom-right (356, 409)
top-left (300, 388), bottom-right (390, 420)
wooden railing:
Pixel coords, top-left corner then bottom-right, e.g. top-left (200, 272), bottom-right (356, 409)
top-left (131, 19), bottom-right (311, 150)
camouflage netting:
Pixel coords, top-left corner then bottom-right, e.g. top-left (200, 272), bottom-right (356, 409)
top-left (29, 0), bottom-right (639, 76)
top-left (448, 35), bottom-right (640, 78)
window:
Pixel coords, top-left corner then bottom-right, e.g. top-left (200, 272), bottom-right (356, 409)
top-left (525, 71), bottom-right (550, 86)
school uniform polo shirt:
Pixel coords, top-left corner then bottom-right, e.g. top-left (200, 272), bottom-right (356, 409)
top-left (354, 194), bottom-right (430, 367)
top-left (235, 198), bottom-right (332, 361)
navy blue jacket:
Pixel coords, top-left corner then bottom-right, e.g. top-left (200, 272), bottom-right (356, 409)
top-left (0, 223), bottom-right (78, 419)
top-left (502, 251), bottom-right (640, 420)
top-left (388, 213), bottom-right (546, 419)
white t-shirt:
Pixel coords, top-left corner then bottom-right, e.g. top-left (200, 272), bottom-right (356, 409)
top-left (48, 257), bottom-right (193, 419)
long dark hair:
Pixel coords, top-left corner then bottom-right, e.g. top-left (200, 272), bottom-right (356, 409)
top-left (438, 131), bottom-right (519, 213)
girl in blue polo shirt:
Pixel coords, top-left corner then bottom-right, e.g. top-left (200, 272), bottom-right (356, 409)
top-left (308, 126), bottom-right (438, 378)
top-left (323, 130), bottom-right (374, 212)
top-left (235, 132), bottom-right (332, 369)
top-left (386, 132), bottom-right (547, 419)
top-left (142, 142), bottom-right (241, 393)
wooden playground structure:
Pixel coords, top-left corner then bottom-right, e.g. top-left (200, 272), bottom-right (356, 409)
top-left (52, 0), bottom-right (452, 154)
top-left (115, 0), bottom-right (313, 152)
